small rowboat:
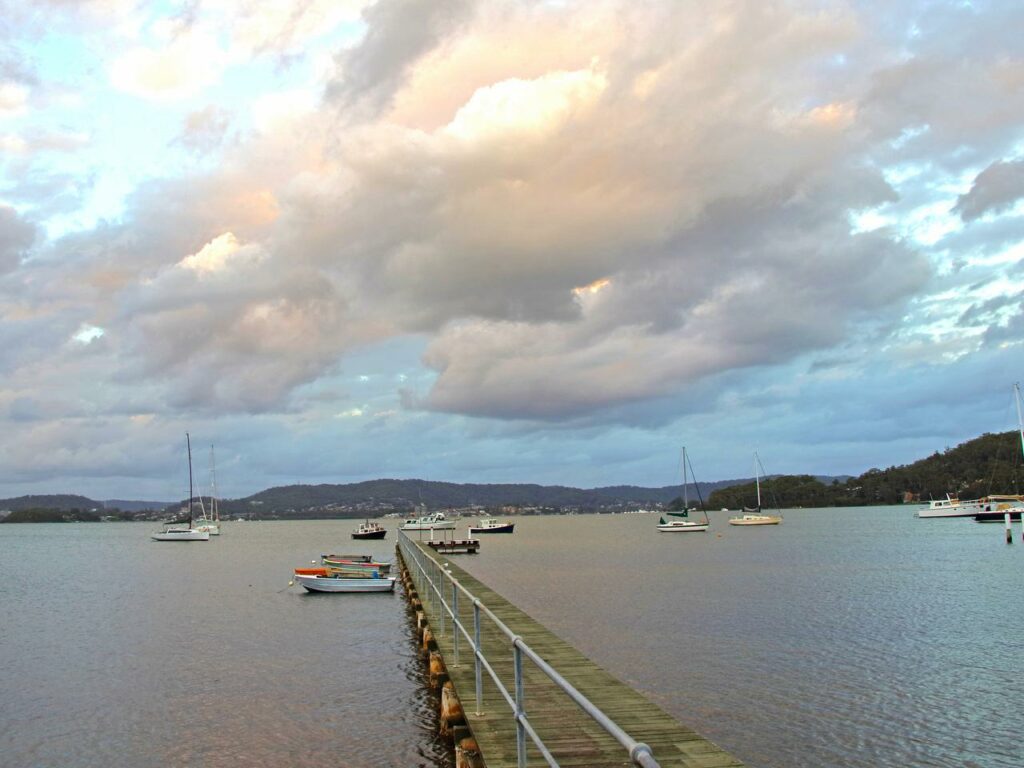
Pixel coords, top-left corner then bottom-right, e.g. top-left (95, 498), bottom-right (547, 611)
top-left (293, 573), bottom-right (397, 593)
top-left (321, 554), bottom-right (392, 574)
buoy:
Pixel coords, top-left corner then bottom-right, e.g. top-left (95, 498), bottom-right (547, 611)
top-left (288, 580), bottom-right (294, 587)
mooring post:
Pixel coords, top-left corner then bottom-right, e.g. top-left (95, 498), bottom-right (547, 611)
top-left (473, 599), bottom-right (483, 715)
top-left (1006, 511), bottom-right (1013, 544)
top-left (513, 640), bottom-right (526, 768)
top-left (438, 560), bottom-right (445, 636)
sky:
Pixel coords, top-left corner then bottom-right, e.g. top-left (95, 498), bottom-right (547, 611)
top-left (1, 0), bottom-right (1023, 501)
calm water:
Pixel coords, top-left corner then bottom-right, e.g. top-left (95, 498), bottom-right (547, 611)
top-left (457, 508), bottom-right (1024, 768)
top-left (2, 510), bottom-right (1022, 768)
top-left (0, 521), bottom-right (450, 768)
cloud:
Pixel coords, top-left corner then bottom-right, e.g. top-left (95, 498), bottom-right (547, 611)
top-left (326, 0), bottom-right (477, 118)
top-left (954, 159), bottom-right (1024, 222)
top-left (0, 205), bottom-right (36, 273)
top-left (110, 31), bottom-right (229, 100)
top-left (175, 106), bottom-right (232, 155)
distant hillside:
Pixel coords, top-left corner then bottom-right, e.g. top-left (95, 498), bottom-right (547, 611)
top-left (103, 499), bottom-right (172, 512)
top-left (213, 477), bottom-right (761, 517)
top-left (0, 494), bottom-right (98, 512)
top-left (708, 431), bottom-right (1022, 509)
top-left (0, 508), bottom-right (101, 523)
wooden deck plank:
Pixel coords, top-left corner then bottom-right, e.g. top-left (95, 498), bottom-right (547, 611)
top-left (402, 540), bottom-right (743, 768)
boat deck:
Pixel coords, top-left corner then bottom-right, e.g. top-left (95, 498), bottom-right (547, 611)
top-left (404, 539), bottom-right (742, 767)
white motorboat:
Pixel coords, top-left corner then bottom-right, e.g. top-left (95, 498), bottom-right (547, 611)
top-left (400, 511), bottom-right (456, 531)
top-left (468, 518), bottom-right (515, 534)
top-left (657, 447), bottom-right (711, 533)
top-left (729, 453), bottom-right (782, 526)
top-left (294, 573), bottom-right (397, 593)
top-left (916, 494), bottom-right (988, 518)
top-left (152, 433), bottom-right (211, 542)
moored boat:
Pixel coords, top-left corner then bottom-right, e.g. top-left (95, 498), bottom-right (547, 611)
top-left (293, 573), bottom-right (397, 593)
top-left (467, 518), bottom-right (515, 534)
top-left (152, 433), bottom-right (211, 542)
top-left (400, 511), bottom-right (456, 531)
top-left (657, 447), bottom-right (711, 533)
top-left (729, 453), bottom-right (783, 526)
top-left (657, 516), bottom-right (709, 532)
top-left (321, 554), bottom-right (392, 574)
top-left (351, 520), bottom-right (387, 540)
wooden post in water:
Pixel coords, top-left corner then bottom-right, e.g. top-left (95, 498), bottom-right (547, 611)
top-left (1006, 511), bottom-right (1013, 544)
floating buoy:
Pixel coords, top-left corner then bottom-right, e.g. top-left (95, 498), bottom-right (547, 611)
top-left (288, 580), bottom-right (294, 587)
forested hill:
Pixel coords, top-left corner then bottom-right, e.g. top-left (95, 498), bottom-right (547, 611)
top-left (221, 478), bottom-right (753, 516)
top-left (708, 430), bottom-right (1023, 509)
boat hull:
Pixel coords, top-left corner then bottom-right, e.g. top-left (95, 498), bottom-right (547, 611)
top-left (351, 529), bottom-right (387, 539)
top-left (657, 523), bottom-right (709, 533)
top-left (468, 523), bottom-right (515, 534)
top-left (975, 510), bottom-right (1024, 523)
top-left (728, 516), bottom-right (782, 526)
top-left (151, 529), bottom-right (210, 541)
top-left (294, 574), bottom-right (396, 593)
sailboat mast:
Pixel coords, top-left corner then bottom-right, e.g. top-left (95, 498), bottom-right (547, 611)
top-left (1014, 383), bottom-right (1024, 461)
top-left (754, 452), bottom-right (762, 509)
top-left (210, 445), bottom-right (218, 522)
top-left (682, 447), bottom-right (688, 509)
top-left (187, 432), bottom-right (193, 529)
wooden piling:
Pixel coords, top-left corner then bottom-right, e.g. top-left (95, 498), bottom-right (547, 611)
top-left (1006, 511), bottom-right (1013, 543)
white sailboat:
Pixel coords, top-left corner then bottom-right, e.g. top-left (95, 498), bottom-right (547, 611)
top-left (194, 446), bottom-right (221, 536)
top-left (729, 452), bottom-right (783, 526)
top-left (152, 433), bottom-right (210, 541)
top-left (657, 447), bottom-right (710, 532)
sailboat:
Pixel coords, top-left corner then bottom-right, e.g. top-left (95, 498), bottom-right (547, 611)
top-left (194, 446), bottom-right (221, 536)
top-left (657, 447), bottom-right (710, 532)
top-left (152, 433), bottom-right (210, 541)
top-left (729, 452), bottom-right (783, 526)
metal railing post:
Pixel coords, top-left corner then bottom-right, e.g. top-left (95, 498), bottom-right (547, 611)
top-left (473, 599), bottom-right (483, 714)
top-left (514, 640), bottom-right (526, 768)
top-left (437, 560), bottom-right (444, 636)
top-left (452, 580), bottom-right (460, 666)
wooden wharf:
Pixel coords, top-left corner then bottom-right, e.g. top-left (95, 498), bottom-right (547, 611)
top-left (398, 537), bottom-right (743, 768)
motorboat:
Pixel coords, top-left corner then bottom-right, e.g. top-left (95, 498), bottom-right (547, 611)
top-left (916, 494), bottom-right (988, 518)
top-left (399, 511), bottom-right (456, 531)
top-left (351, 520), bottom-right (387, 539)
top-left (468, 518), bottom-right (515, 534)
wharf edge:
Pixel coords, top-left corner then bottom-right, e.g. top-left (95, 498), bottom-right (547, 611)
top-left (395, 536), bottom-right (744, 768)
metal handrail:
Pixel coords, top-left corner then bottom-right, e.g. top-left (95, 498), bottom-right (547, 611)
top-left (398, 531), bottom-right (660, 768)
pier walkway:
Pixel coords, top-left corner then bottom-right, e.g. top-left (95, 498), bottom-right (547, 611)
top-left (398, 535), bottom-right (743, 768)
